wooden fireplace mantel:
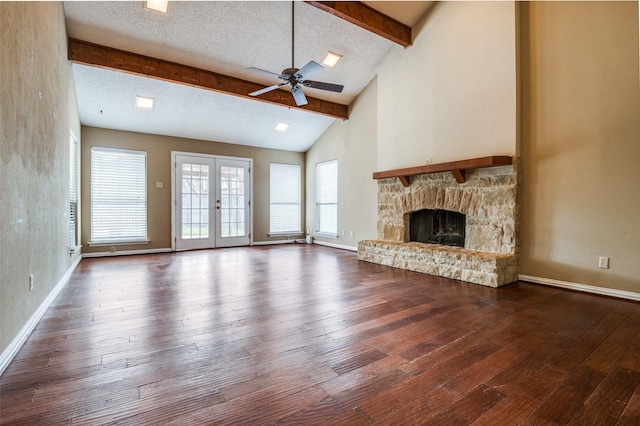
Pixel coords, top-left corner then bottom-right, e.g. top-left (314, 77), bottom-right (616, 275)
top-left (372, 156), bottom-right (513, 186)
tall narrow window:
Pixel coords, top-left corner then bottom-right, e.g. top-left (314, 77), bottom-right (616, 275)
top-left (68, 131), bottom-right (79, 251)
top-left (90, 147), bottom-right (147, 244)
top-left (270, 163), bottom-right (301, 234)
top-left (316, 160), bottom-right (337, 236)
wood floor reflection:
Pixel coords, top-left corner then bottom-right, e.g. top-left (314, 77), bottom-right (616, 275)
top-left (1, 245), bottom-right (639, 425)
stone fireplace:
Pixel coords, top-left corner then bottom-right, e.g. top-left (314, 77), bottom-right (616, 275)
top-left (358, 160), bottom-right (519, 288)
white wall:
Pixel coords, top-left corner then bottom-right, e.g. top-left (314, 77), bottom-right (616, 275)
top-left (305, 78), bottom-right (379, 248)
top-left (306, 1), bottom-right (518, 250)
top-left (376, 1), bottom-right (518, 170)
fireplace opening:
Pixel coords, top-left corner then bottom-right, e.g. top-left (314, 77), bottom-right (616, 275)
top-left (409, 209), bottom-right (466, 248)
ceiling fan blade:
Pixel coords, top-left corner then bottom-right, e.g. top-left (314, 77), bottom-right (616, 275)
top-left (249, 83), bottom-right (287, 97)
top-left (246, 67), bottom-right (281, 78)
top-left (291, 85), bottom-right (308, 106)
top-left (295, 60), bottom-right (323, 80)
top-left (302, 80), bottom-right (344, 93)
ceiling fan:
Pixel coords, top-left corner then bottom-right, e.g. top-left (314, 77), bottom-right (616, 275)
top-left (247, 2), bottom-right (344, 106)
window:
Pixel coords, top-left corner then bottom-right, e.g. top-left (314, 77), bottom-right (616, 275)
top-left (68, 131), bottom-right (79, 251)
top-left (316, 160), bottom-right (337, 236)
top-left (270, 163), bottom-right (301, 234)
top-left (90, 147), bottom-right (147, 244)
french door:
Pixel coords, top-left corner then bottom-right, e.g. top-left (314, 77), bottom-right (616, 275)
top-left (173, 153), bottom-right (251, 251)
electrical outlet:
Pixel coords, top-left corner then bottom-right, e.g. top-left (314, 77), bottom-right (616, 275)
top-left (349, 231), bottom-right (354, 237)
top-left (598, 256), bottom-right (609, 269)
top-left (29, 274), bottom-right (34, 291)
top-left (342, 230), bottom-right (345, 236)
top-left (110, 246), bottom-right (116, 253)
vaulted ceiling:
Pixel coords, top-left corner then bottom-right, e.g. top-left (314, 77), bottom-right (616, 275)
top-left (64, 1), bottom-right (433, 152)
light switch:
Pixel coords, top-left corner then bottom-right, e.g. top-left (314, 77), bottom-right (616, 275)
top-left (155, 182), bottom-right (164, 189)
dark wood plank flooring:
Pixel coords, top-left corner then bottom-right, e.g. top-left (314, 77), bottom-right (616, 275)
top-left (1, 245), bottom-right (639, 425)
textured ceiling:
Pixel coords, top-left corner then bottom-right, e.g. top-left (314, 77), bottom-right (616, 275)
top-left (64, 1), bottom-right (433, 152)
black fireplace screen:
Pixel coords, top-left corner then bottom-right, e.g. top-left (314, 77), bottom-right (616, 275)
top-left (409, 209), bottom-right (466, 248)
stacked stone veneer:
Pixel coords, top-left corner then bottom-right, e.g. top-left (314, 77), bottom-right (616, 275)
top-left (358, 164), bottom-right (519, 288)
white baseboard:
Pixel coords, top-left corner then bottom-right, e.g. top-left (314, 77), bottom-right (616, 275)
top-left (0, 255), bottom-right (82, 376)
top-left (313, 239), bottom-right (358, 252)
top-left (82, 248), bottom-right (172, 258)
top-left (252, 240), bottom-right (296, 246)
top-left (519, 274), bottom-right (640, 302)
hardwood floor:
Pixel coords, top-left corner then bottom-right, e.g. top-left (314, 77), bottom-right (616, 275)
top-left (1, 245), bottom-right (639, 425)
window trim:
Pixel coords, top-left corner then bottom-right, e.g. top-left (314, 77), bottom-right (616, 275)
top-left (68, 130), bottom-right (81, 254)
top-left (87, 240), bottom-right (150, 247)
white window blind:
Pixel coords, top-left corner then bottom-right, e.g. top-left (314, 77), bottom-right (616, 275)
top-left (91, 147), bottom-right (147, 243)
top-left (316, 160), bottom-right (337, 235)
top-left (270, 163), bottom-right (301, 234)
top-left (69, 132), bottom-right (78, 249)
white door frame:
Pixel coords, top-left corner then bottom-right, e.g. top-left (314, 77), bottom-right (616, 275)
top-left (171, 151), bottom-right (253, 251)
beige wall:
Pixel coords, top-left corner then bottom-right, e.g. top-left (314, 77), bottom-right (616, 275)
top-left (1, 3), bottom-right (81, 353)
top-left (376, 1), bottom-right (518, 170)
top-left (308, 0), bottom-right (640, 295)
top-left (520, 1), bottom-right (640, 292)
top-left (80, 127), bottom-right (305, 253)
top-left (305, 78), bottom-right (379, 248)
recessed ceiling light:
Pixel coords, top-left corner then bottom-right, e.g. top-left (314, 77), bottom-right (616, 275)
top-left (135, 96), bottom-right (155, 109)
top-left (145, 0), bottom-right (168, 13)
top-left (322, 51), bottom-right (342, 68)
top-left (275, 122), bottom-right (289, 132)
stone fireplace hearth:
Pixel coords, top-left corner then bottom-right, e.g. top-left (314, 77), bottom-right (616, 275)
top-left (358, 161), bottom-right (519, 288)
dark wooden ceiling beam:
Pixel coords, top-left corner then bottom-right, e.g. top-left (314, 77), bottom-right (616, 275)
top-left (68, 38), bottom-right (348, 120)
top-left (306, 1), bottom-right (412, 47)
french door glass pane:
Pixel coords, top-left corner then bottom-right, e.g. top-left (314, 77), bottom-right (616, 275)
top-left (181, 163), bottom-right (210, 239)
top-left (220, 166), bottom-right (246, 238)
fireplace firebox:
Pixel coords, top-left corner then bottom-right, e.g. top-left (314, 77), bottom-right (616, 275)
top-left (409, 209), bottom-right (465, 248)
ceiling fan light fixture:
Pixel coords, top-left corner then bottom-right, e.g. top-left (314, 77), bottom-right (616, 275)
top-left (322, 51), bottom-right (342, 68)
top-left (275, 122), bottom-right (289, 132)
top-left (145, 0), bottom-right (168, 14)
top-left (135, 95), bottom-right (155, 109)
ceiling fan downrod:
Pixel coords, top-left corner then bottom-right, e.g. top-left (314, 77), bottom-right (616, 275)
top-left (246, 0), bottom-right (344, 106)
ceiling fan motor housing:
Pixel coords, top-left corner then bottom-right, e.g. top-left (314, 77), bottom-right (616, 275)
top-left (281, 68), bottom-right (300, 84)
top-left (248, 60), bottom-right (341, 106)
